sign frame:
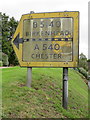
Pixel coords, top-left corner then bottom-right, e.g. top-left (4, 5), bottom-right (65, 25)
top-left (12, 11), bottom-right (79, 67)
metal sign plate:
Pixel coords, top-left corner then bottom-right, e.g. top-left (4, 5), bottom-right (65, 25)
top-left (23, 18), bottom-right (73, 62)
top-left (11, 11), bottom-right (79, 67)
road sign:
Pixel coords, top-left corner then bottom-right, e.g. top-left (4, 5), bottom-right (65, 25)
top-left (12, 11), bottom-right (79, 67)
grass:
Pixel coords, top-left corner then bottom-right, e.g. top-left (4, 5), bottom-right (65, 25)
top-left (2, 67), bottom-right (88, 118)
top-left (0, 68), bottom-right (2, 119)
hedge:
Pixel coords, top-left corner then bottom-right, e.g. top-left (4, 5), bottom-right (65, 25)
top-left (0, 61), bottom-right (2, 67)
top-left (78, 67), bottom-right (88, 79)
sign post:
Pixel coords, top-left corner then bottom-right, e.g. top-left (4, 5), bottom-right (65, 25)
top-left (62, 67), bottom-right (68, 109)
top-left (11, 11), bottom-right (79, 109)
top-left (26, 67), bottom-right (32, 88)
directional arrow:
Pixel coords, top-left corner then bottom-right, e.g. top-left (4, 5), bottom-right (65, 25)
top-left (13, 33), bottom-right (23, 49)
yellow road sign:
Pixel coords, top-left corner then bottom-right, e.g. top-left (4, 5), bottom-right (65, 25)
top-left (11, 11), bottom-right (79, 67)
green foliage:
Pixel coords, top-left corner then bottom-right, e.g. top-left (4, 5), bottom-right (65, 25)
top-left (2, 67), bottom-right (88, 118)
top-left (87, 59), bottom-right (90, 62)
top-left (0, 51), bottom-right (2, 61)
top-left (79, 53), bottom-right (88, 71)
top-left (2, 52), bottom-right (9, 66)
top-left (78, 67), bottom-right (88, 79)
top-left (0, 61), bottom-right (2, 66)
top-left (2, 13), bottom-right (18, 66)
